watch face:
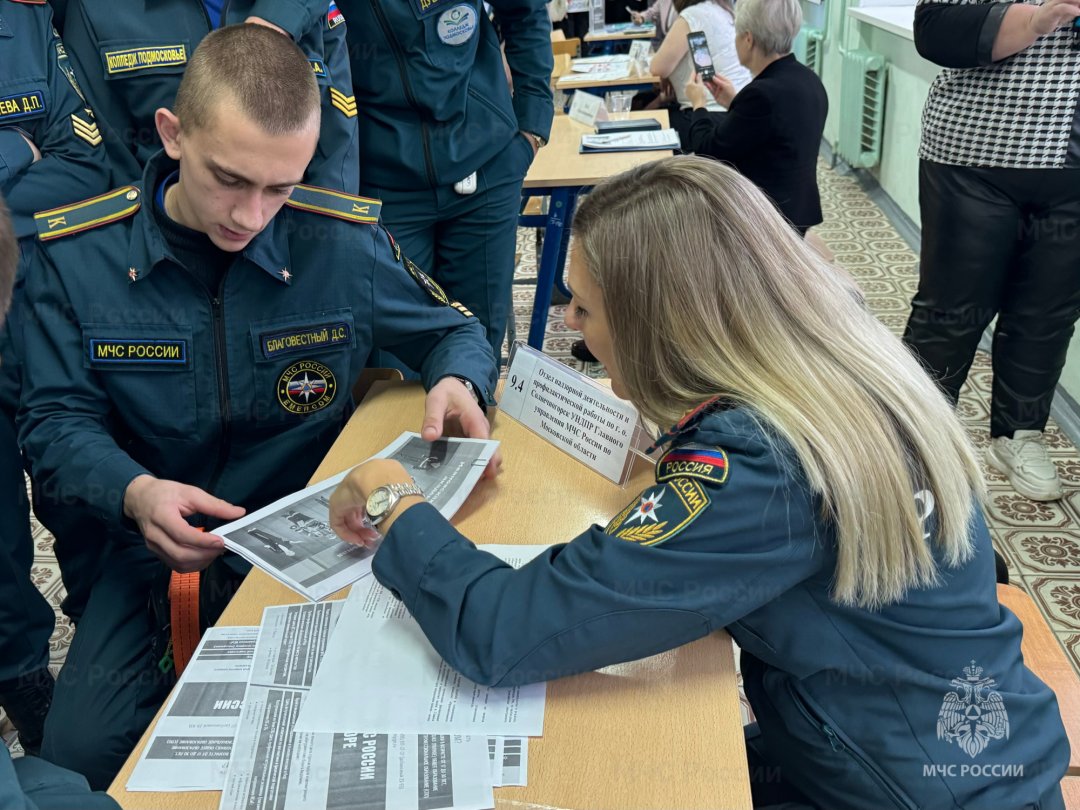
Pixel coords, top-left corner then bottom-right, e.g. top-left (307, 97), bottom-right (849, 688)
top-left (366, 488), bottom-right (392, 517)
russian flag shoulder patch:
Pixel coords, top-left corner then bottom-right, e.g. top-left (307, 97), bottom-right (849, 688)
top-left (655, 444), bottom-right (729, 487)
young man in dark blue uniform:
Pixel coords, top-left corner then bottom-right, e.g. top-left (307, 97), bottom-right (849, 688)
top-left (335, 0), bottom-right (554, 359)
top-left (17, 24), bottom-right (497, 789)
top-left (0, 0), bottom-right (112, 756)
top-left (59, 0), bottom-right (359, 192)
top-left (0, 196), bottom-right (119, 810)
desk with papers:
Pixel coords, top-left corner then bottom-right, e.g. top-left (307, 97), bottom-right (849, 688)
top-left (519, 111), bottom-right (673, 348)
top-left (108, 380), bottom-right (752, 810)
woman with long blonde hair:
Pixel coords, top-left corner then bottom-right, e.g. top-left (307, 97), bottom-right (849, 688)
top-left (330, 157), bottom-right (1068, 809)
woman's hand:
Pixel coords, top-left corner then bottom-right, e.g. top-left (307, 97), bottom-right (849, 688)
top-left (993, 0), bottom-right (1080, 60)
top-left (329, 460), bottom-right (422, 548)
top-left (704, 74), bottom-right (736, 108)
top-left (684, 73), bottom-right (710, 110)
top-left (1029, 0), bottom-right (1080, 36)
top-left (630, 10), bottom-right (644, 25)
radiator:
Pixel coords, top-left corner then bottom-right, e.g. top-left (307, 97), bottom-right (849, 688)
top-left (838, 49), bottom-right (886, 169)
top-left (793, 26), bottom-right (824, 76)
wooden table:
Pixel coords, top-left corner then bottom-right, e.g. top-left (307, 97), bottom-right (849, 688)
top-left (108, 381), bottom-right (751, 810)
top-left (584, 24), bottom-right (655, 42)
top-left (519, 110), bottom-right (672, 347)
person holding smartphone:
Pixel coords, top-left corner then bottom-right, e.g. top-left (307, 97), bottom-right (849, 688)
top-left (683, 0), bottom-right (827, 236)
top-left (648, 0), bottom-right (749, 124)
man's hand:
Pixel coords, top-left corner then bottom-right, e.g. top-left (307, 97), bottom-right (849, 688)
top-left (630, 10), bottom-right (645, 25)
top-left (329, 460), bottom-right (420, 548)
top-left (521, 132), bottom-right (541, 157)
top-left (18, 131), bottom-right (42, 164)
top-left (245, 16), bottom-right (289, 36)
top-left (124, 475), bottom-right (245, 573)
top-left (422, 377), bottom-right (502, 478)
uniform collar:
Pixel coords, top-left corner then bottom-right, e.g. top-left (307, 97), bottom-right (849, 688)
top-left (126, 150), bottom-right (294, 286)
top-left (647, 395), bottom-right (726, 453)
top-left (242, 210), bottom-right (294, 285)
top-left (125, 152), bottom-right (178, 284)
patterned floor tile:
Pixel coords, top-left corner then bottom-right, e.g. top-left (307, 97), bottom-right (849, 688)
top-left (984, 492), bottom-right (1074, 531)
top-left (1027, 576), bottom-right (1080, 632)
top-left (1058, 633), bottom-right (1080, 677)
top-left (1002, 530), bottom-right (1080, 576)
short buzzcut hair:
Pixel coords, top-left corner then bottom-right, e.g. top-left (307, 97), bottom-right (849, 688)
top-left (174, 24), bottom-right (320, 134)
top-left (735, 0), bottom-right (802, 56)
top-left (0, 195), bottom-right (15, 321)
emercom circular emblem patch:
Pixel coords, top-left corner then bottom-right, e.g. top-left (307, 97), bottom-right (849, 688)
top-left (277, 359), bottom-right (337, 415)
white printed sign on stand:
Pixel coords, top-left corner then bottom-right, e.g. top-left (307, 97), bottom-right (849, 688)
top-left (628, 39), bottom-right (652, 64)
top-left (568, 90), bottom-right (606, 127)
top-left (589, 0), bottom-right (605, 31)
top-left (499, 343), bottom-right (639, 484)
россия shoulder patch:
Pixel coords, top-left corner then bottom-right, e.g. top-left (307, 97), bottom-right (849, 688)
top-left (655, 444), bottom-right (729, 487)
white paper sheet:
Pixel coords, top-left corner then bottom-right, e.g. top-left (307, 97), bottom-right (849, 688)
top-left (571, 54), bottom-right (631, 71)
top-left (294, 547), bottom-right (551, 738)
top-left (559, 64), bottom-right (632, 83)
top-left (126, 626), bottom-right (259, 792)
top-left (221, 602), bottom-right (494, 810)
top-left (219, 433), bottom-right (499, 601)
top-left (580, 128), bottom-right (680, 151)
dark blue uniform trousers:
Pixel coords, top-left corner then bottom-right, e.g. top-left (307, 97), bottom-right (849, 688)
top-left (0, 274), bottom-right (55, 688)
top-left (41, 543), bottom-right (173, 791)
top-left (360, 134), bottom-right (534, 363)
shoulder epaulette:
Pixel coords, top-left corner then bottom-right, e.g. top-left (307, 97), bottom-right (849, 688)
top-left (7, 1), bottom-right (48, 6)
top-left (35, 186), bottom-right (141, 242)
top-left (285, 184), bottom-right (381, 224)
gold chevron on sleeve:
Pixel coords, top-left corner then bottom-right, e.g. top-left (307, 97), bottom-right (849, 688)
top-left (329, 87), bottom-right (357, 118)
top-left (70, 113), bottom-right (102, 146)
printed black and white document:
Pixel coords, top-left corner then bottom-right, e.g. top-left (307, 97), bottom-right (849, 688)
top-left (218, 433), bottom-right (499, 601)
top-left (127, 626), bottom-right (259, 791)
top-left (294, 547), bottom-right (549, 738)
top-left (220, 601), bottom-right (494, 810)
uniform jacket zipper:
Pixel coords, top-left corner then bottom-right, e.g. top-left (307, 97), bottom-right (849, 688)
top-left (787, 681), bottom-right (917, 810)
top-left (367, 0), bottom-right (438, 188)
top-left (205, 277), bottom-right (232, 500)
top-left (193, 0), bottom-right (232, 30)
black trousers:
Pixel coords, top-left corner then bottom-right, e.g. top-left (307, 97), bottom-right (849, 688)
top-left (904, 160), bottom-right (1080, 437)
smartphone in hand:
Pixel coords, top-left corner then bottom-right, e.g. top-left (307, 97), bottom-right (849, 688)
top-left (687, 31), bottom-right (715, 81)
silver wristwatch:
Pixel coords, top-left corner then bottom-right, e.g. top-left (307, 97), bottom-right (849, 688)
top-left (365, 482), bottom-right (425, 527)
top-left (452, 376), bottom-right (484, 407)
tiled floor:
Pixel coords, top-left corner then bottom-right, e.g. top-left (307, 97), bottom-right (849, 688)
top-left (10, 158), bottom-right (1080, 745)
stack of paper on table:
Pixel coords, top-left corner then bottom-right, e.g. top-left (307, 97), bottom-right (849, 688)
top-left (220, 602), bottom-right (498, 810)
top-left (580, 128), bottom-right (680, 153)
top-left (294, 549), bottom-right (549, 738)
top-left (127, 627), bottom-right (260, 792)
